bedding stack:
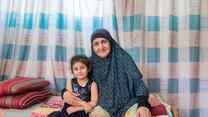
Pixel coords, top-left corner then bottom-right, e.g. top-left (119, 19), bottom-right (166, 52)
top-left (0, 77), bottom-right (51, 109)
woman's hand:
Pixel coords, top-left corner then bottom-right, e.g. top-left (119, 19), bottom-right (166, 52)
top-left (63, 91), bottom-right (82, 105)
top-left (137, 106), bottom-right (152, 117)
top-left (80, 102), bottom-right (93, 113)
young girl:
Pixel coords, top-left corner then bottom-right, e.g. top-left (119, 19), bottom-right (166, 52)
top-left (49, 55), bottom-right (98, 117)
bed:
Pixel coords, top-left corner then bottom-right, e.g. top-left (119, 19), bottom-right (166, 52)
top-left (0, 94), bottom-right (178, 117)
top-left (0, 96), bottom-right (61, 117)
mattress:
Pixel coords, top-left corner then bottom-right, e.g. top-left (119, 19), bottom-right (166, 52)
top-left (0, 96), bottom-right (62, 117)
top-left (0, 94), bottom-right (176, 117)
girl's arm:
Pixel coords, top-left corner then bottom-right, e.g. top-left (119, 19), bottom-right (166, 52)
top-left (81, 81), bottom-right (98, 113)
top-left (63, 79), bottom-right (86, 106)
top-left (88, 81), bottom-right (98, 108)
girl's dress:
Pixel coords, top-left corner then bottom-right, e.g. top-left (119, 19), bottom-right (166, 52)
top-left (48, 78), bottom-right (93, 117)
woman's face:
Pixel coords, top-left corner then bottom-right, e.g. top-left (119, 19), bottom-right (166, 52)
top-left (92, 37), bottom-right (111, 58)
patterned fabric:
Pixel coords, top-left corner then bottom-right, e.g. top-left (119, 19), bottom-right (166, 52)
top-left (31, 107), bottom-right (60, 117)
top-left (0, 89), bottom-right (51, 108)
top-left (60, 78), bottom-right (93, 117)
top-left (32, 96), bottom-right (63, 117)
top-left (71, 78), bottom-right (93, 101)
top-left (124, 104), bottom-right (169, 117)
top-left (0, 94), bottom-right (173, 117)
top-left (0, 96), bottom-right (61, 117)
top-left (0, 77), bottom-right (50, 96)
top-left (90, 29), bottom-right (149, 117)
top-left (41, 96), bottom-right (63, 108)
top-left (151, 104), bottom-right (168, 116)
top-left (0, 0), bottom-right (208, 116)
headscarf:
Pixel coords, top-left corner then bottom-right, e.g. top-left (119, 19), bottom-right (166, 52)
top-left (90, 29), bottom-right (149, 117)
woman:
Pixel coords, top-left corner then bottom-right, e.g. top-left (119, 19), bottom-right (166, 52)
top-left (63, 29), bottom-right (151, 117)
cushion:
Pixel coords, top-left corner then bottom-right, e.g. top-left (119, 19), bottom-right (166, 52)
top-left (0, 77), bottom-right (50, 96)
top-left (0, 89), bottom-right (51, 108)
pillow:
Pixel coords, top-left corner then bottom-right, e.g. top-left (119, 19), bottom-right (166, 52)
top-left (0, 89), bottom-right (51, 108)
top-left (0, 77), bottom-right (50, 96)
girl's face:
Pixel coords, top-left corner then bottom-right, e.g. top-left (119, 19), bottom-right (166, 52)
top-left (72, 62), bottom-right (88, 80)
top-left (92, 37), bottom-right (111, 58)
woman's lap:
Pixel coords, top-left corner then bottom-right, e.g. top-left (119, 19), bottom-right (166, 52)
top-left (124, 104), bottom-right (138, 117)
top-left (89, 104), bottom-right (138, 117)
top-left (89, 106), bottom-right (110, 117)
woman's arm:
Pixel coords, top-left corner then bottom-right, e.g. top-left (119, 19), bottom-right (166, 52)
top-left (124, 55), bottom-right (151, 116)
top-left (63, 90), bottom-right (83, 106)
top-left (67, 81), bottom-right (98, 113)
top-left (124, 54), bottom-right (150, 108)
top-left (63, 79), bottom-right (85, 106)
top-left (67, 106), bottom-right (84, 114)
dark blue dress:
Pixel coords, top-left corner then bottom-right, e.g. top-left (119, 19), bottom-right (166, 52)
top-left (48, 78), bottom-right (93, 117)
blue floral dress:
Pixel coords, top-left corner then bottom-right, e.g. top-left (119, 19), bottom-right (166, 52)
top-left (48, 78), bottom-right (93, 117)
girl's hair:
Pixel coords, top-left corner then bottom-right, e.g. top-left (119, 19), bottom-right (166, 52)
top-left (70, 55), bottom-right (92, 74)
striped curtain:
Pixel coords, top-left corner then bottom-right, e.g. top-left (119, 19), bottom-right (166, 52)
top-left (0, 0), bottom-right (207, 116)
top-left (0, 0), bottom-right (116, 90)
top-left (113, 1), bottom-right (208, 116)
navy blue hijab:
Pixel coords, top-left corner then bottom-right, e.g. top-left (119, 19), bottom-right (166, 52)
top-left (90, 29), bottom-right (149, 117)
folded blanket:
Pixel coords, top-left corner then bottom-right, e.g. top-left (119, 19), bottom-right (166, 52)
top-left (0, 77), bottom-right (49, 96)
top-left (0, 89), bottom-right (51, 108)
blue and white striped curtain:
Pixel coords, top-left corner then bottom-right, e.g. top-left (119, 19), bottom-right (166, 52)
top-left (0, 0), bottom-right (116, 90)
top-left (0, 0), bottom-right (207, 116)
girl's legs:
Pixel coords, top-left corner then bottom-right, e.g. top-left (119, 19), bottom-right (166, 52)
top-left (48, 111), bottom-right (65, 117)
top-left (69, 111), bottom-right (88, 117)
top-left (89, 104), bottom-right (142, 117)
top-left (89, 106), bottom-right (110, 117)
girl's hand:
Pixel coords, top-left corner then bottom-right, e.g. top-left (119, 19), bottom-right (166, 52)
top-left (137, 106), bottom-right (152, 117)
